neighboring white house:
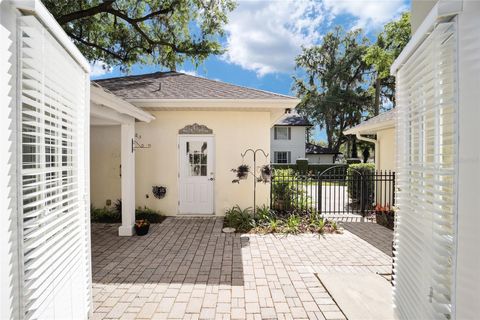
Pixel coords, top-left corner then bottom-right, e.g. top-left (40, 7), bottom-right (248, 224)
top-left (344, 109), bottom-right (396, 172)
top-left (305, 143), bottom-right (340, 164)
top-left (270, 111), bottom-right (339, 165)
top-left (270, 111), bottom-right (310, 164)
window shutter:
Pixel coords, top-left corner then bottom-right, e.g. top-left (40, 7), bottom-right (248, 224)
top-left (18, 16), bottom-right (90, 319)
top-left (394, 21), bottom-right (457, 320)
top-left (288, 127), bottom-right (291, 140)
top-left (274, 127), bottom-right (278, 139)
top-left (287, 152), bottom-right (291, 163)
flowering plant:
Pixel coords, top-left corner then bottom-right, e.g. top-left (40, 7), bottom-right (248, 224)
top-left (374, 204), bottom-right (395, 230)
top-left (135, 219), bottom-right (150, 228)
top-left (374, 204), bottom-right (394, 213)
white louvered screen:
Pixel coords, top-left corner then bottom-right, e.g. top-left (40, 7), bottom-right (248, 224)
top-left (19, 16), bottom-right (90, 319)
top-left (394, 21), bottom-right (457, 320)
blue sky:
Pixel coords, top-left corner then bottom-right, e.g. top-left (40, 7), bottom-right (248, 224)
top-left (92, 0), bottom-right (410, 142)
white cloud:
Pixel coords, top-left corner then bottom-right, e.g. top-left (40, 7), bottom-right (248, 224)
top-left (221, 0), bottom-right (408, 76)
top-left (178, 69), bottom-right (200, 77)
top-left (323, 0), bottom-right (408, 30)
top-left (90, 61), bottom-right (112, 77)
top-left (223, 0), bottom-right (325, 77)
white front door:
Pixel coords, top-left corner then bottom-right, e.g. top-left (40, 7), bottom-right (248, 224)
top-left (179, 135), bottom-right (215, 214)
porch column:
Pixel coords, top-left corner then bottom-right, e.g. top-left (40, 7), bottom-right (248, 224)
top-left (118, 119), bottom-right (136, 236)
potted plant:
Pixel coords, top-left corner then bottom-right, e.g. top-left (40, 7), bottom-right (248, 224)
top-left (135, 219), bottom-right (150, 236)
top-left (260, 165), bottom-right (271, 183)
top-left (236, 164), bottom-right (250, 180)
top-left (374, 204), bottom-right (395, 230)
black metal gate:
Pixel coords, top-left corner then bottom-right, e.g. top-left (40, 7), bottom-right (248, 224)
top-left (270, 165), bottom-right (395, 220)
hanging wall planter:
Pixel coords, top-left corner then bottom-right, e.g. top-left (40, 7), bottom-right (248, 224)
top-left (152, 186), bottom-right (167, 199)
top-left (236, 164), bottom-right (250, 180)
top-left (260, 165), bottom-right (271, 183)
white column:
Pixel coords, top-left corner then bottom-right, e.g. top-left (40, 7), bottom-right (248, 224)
top-left (118, 119), bottom-right (136, 236)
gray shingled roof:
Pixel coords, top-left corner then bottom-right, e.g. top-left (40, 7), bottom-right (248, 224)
top-left (94, 71), bottom-right (297, 100)
top-left (274, 111), bottom-right (312, 126)
top-left (305, 143), bottom-right (340, 155)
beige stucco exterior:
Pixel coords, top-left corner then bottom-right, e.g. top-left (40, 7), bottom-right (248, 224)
top-left (375, 128), bottom-right (396, 172)
top-left (91, 110), bottom-right (272, 216)
top-left (90, 125), bottom-right (121, 208)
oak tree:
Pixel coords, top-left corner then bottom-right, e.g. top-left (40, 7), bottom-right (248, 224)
top-left (44, 0), bottom-right (236, 71)
top-left (294, 27), bottom-right (371, 153)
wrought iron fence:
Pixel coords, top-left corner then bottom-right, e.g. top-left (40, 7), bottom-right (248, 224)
top-left (270, 166), bottom-right (395, 219)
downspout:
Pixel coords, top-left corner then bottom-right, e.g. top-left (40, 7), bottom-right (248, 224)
top-left (355, 133), bottom-right (379, 169)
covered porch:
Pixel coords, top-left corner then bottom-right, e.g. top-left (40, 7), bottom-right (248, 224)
top-left (90, 84), bottom-right (155, 236)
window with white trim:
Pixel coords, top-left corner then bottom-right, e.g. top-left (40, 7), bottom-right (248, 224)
top-left (274, 127), bottom-right (291, 140)
top-left (274, 151), bottom-right (291, 164)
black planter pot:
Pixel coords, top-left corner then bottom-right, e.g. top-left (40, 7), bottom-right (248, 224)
top-left (135, 224), bottom-right (150, 236)
top-left (375, 211), bottom-right (395, 230)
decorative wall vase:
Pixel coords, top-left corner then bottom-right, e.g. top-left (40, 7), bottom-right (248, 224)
top-left (152, 186), bottom-right (167, 199)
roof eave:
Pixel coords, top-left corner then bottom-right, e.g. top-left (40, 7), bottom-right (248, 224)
top-left (344, 119), bottom-right (395, 135)
top-left (91, 84), bottom-right (155, 122)
top-left (127, 98), bottom-right (300, 110)
top-left (274, 123), bottom-right (313, 127)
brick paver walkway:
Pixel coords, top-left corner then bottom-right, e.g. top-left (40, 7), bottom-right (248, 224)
top-left (91, 218), bottom-right (392, 320)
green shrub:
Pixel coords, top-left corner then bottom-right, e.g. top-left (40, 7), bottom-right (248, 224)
top-left (271, 170), bottom-right (311, 213)
top-left (91, 204), bottom-right (164, 223)
top-left (135, 206), bottom-right (165, 223)
top-left (284, 214), bottom-right (301, 234)
top-left (296, 159), bottom-right (308, 173)
top-left (255, 205), bottom-right (273, 225)
top-left (268, 218), bottom-right (280, 232)
top-left (346, 158), bottom-right (362, 164)
top-left (347, 163), bottom-right (375, 208)
top-left (224, 205), bottom-right (255, 232)
top-left (272, 164), bottom-right (346, 175)
top-left (91, 207), bottom-right (121, 223)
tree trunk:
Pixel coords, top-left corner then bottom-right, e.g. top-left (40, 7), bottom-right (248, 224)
top-left (374, 76), bottom-right (381, 116)
top-left (326, 123), bottom-right (334, 150)
top-left (351, 137), bottom-right (358, 158)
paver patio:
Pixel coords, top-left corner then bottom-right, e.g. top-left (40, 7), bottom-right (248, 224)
top-left (91, 218), bottom-right (392, 320)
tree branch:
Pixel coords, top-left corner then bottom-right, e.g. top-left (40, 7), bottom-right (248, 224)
top-left (57, 0), bottom-right (115, 25)
top-left (56, 0), bottom-right (180, 25)
top-left (67, 31), bottom-right (125, 61)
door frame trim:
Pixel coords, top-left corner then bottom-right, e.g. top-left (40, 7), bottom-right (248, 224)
top-left (177, 134), bottom-right (215, 215)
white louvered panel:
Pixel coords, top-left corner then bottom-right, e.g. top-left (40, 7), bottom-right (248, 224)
top-left (19, 16), bottom-right (89, 319)
top-left (393, 21), bottom-right (457, 320)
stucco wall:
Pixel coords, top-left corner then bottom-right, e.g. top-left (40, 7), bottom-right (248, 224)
top-left (130, 110), bottom-right (271, 216)
top-left (306, 154), bottom-right (335, 164)
top-left (376, 128), bottom-right (396, 172)
top-left (270, 126), bottom-right (306, 163)
top-left (411, 0), bottom-right (438, 33)
top-left (90, 125), bottom-right (121, 208)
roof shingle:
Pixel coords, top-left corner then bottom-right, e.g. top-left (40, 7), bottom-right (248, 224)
top-left (274, 111), bottom-right (312, 126)
top-left (94, 71), bottom-right (297, 100)
top-left (305, 143), bottom-right (340, 155)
